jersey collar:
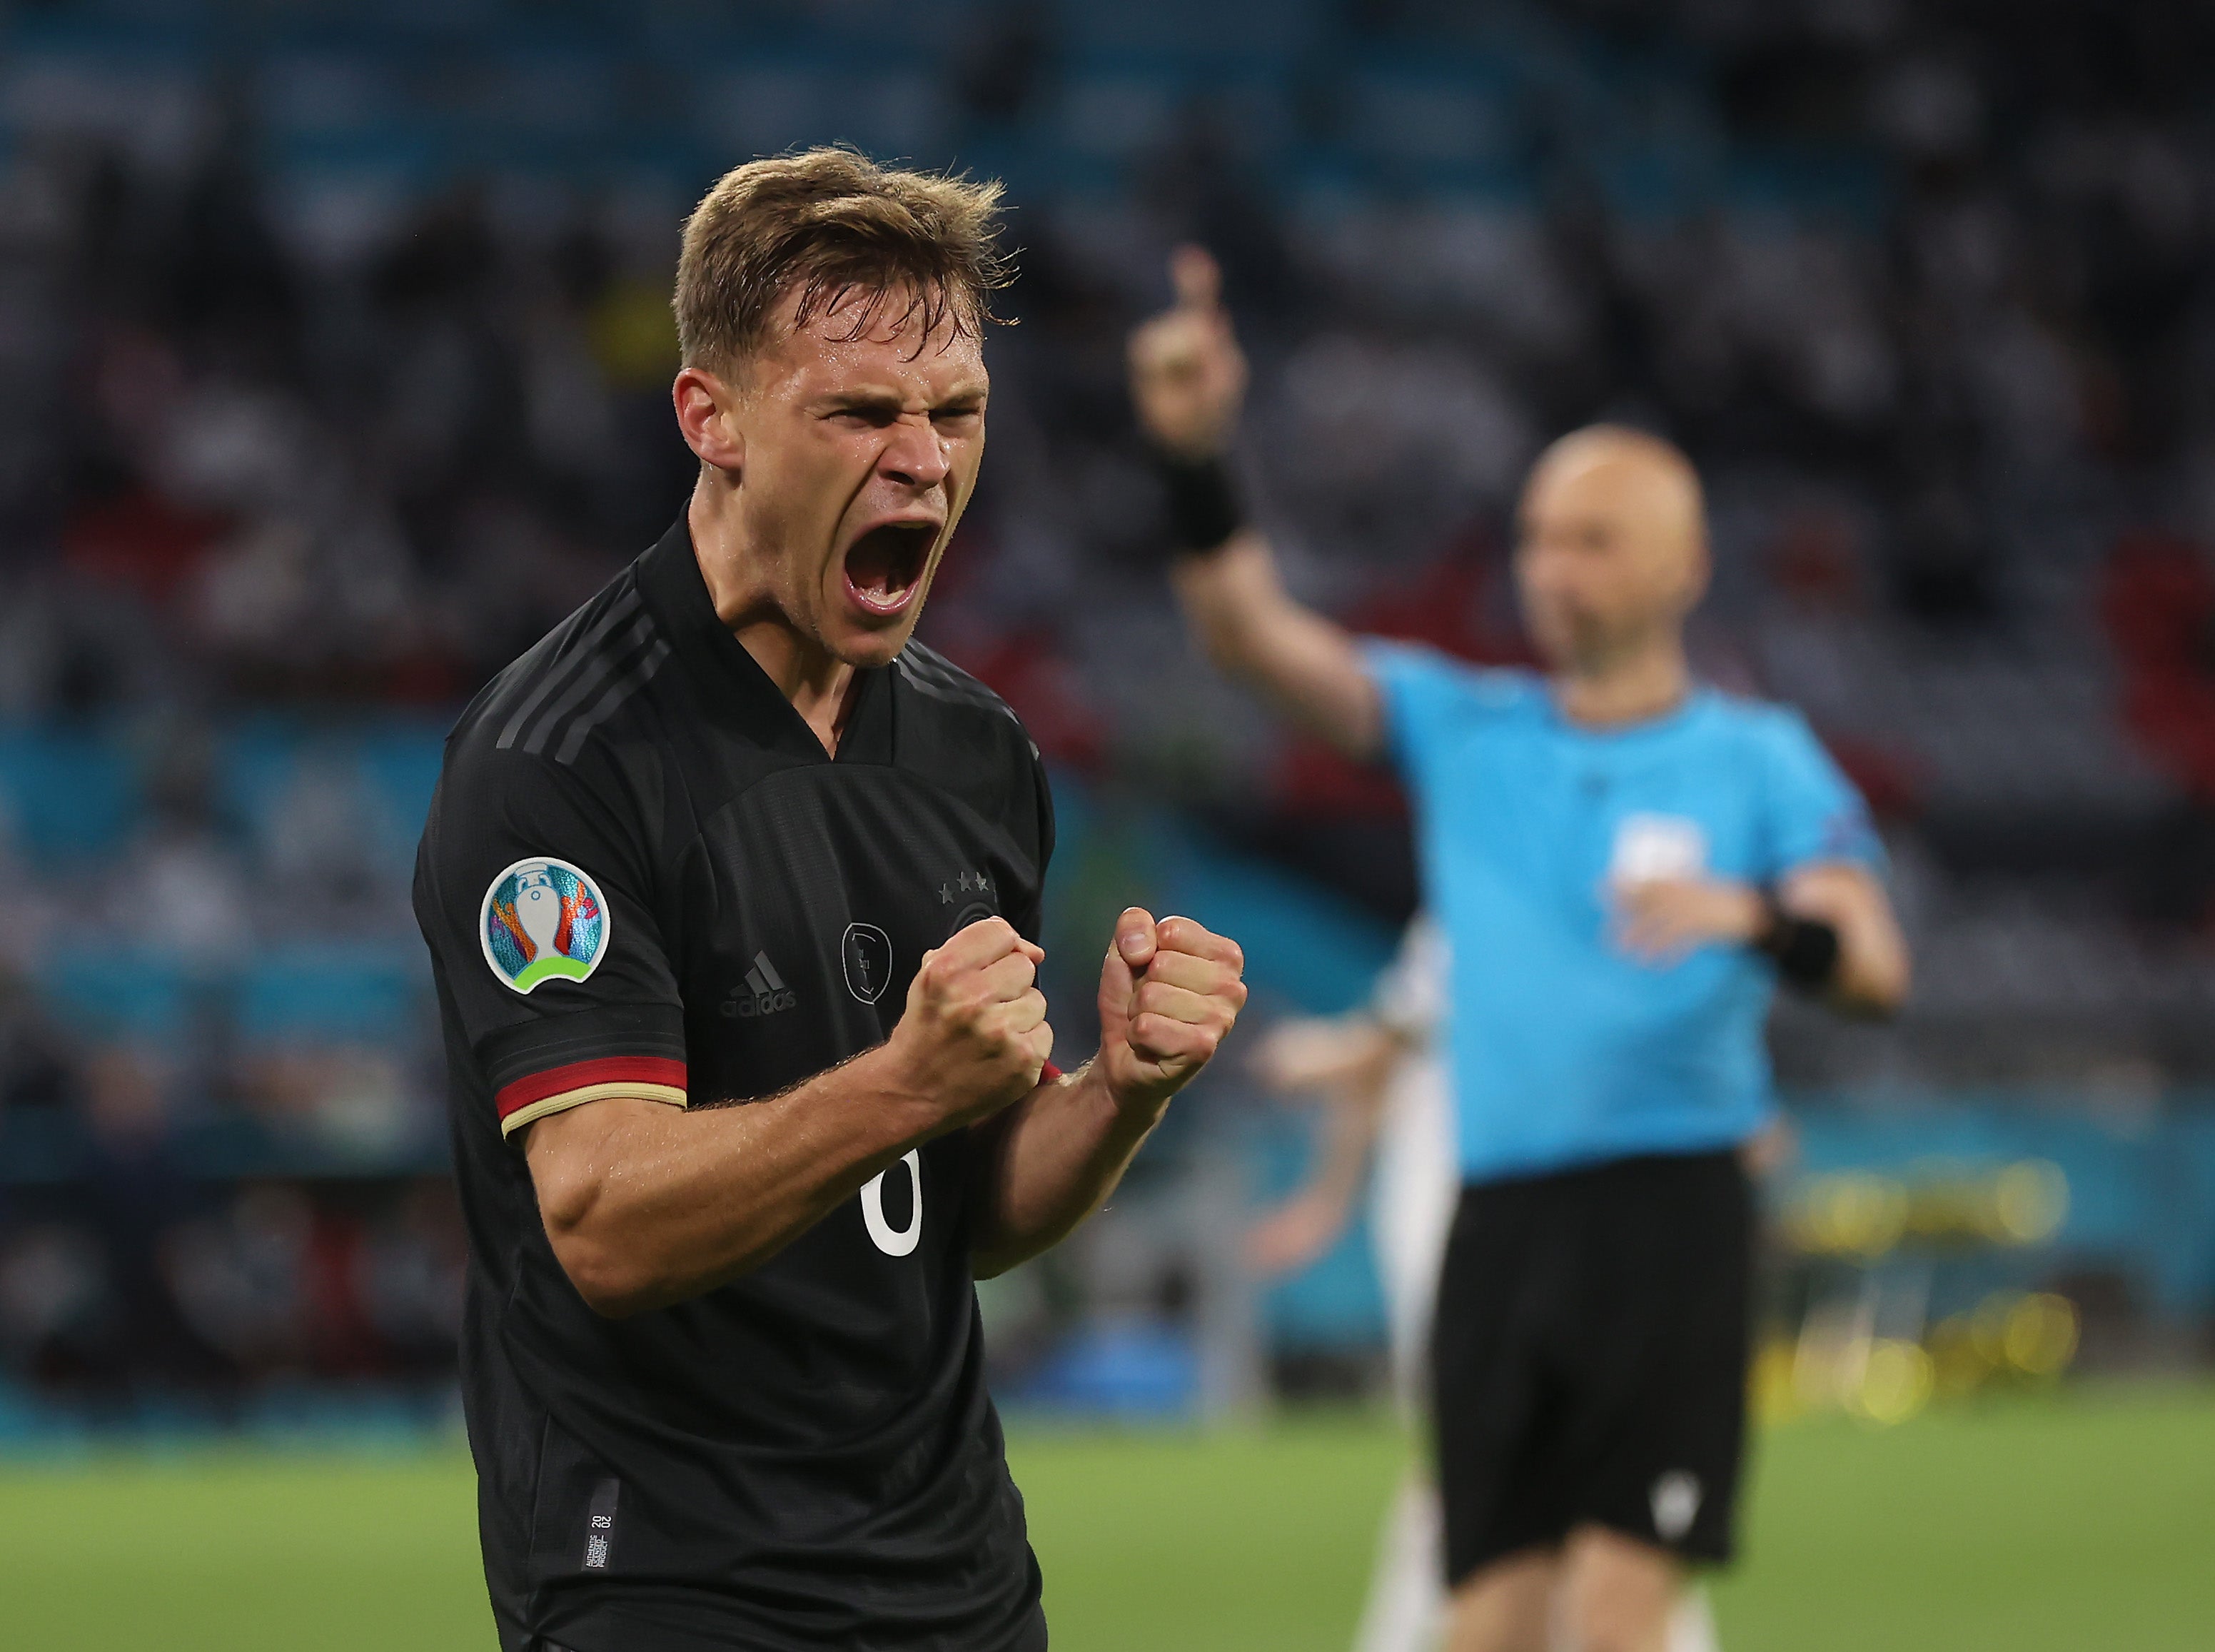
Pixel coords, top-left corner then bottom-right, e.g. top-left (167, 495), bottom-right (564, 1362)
top-left (635, 515), bottom-right (894, 765)
top-left (1544, 682), bottom-right (1712, 745)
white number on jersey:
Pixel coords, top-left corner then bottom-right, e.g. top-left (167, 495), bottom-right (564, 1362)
top-left (861, 1150), bottom-right (923, 1257)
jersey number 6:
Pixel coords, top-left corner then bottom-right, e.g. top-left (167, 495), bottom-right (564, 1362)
top-left (862, 1150), bottom-right (923, 1257)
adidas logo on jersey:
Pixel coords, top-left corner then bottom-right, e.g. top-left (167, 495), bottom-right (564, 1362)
top-left (724, 950), bottom-right (797, 1018)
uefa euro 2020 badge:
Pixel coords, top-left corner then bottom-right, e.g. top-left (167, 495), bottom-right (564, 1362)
top-left (480, 857), bottom-right (610, 994)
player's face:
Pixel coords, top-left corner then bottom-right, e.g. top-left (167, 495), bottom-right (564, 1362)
top-left (725, 290), bottom-right (988, 670)
top-left (1513, 455), bottom-right (1705, 673)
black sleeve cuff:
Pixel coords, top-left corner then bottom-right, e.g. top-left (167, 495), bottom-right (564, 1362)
top-left (478, 1001), bottom-right (690, 1095)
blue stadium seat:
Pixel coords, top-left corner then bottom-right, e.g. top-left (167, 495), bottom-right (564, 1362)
top-left (1600, 146), bottom-right (1708, 225)
top-left (266, 123), bottom-right (444, 186)
top-left (1054, 59), bottom-right (1295, 170)
top-left (0, 730), bottom-right (142, 865)
top-left (256, 50), bottom-right (410, 141)
top-left (218, 719), bottom-right (445, 880)
top-left (475, 49), bottom-right (619, 136)
top-left (214, 720), bottom-right (308, 842)
top-left (39, 947), bottom-right (193, 1042)
top-left (694, 59), bottom-right (954, 166)
top-left (353, 722), bottom-right (446, 854)
top-left (1054, 67), bottom-right (1185, 162)
top-left (1056, 0), bottom-right (1325, 61)
top-left (1725, 144), bottom-right (1890, 228)
top-left (1339, 64), bottom-right (1526, 178)
top-left (233, 942), bottom-right (423, 1046)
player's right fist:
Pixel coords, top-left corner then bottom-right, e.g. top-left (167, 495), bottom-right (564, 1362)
top-left (1128, 245), bottom-right (1248, 458)
top-left (888, 916), bottom-right (1053, 1128)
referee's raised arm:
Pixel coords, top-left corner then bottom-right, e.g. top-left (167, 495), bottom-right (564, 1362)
top-left (1128, 247), bottom-right (1384, 760)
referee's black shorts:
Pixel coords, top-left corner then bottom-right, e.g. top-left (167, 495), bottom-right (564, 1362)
top-left (1430, 1148), bottom-right (1755, 1585)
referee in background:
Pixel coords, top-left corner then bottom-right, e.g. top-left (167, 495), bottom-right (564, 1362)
top-left (1130, 250), bottom-right (1909, 1652)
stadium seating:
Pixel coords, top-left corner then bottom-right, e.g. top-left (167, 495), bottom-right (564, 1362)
top-left (4, 0), bottom-right (2214, 1408)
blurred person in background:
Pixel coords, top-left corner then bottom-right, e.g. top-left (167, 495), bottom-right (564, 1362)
top-left (74, 1044), bottom-right (226, 1403)
top-left (1246, 915), bottom-right (1457, 1652)
top-left (1132, 250), bottom-right (1910, 1652)
top-left (163, 1182), bottom-right (314, 1386)
top-left (1248, 916), bottom-right (1720, 1652)
top-left (353, 1180), bottom-right (468, 1380)
top-left (414, 151), bottom-right (1248, 1652)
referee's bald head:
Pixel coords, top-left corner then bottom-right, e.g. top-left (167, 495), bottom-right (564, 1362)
top-left (1515, 425), bottom-right (1710, 672)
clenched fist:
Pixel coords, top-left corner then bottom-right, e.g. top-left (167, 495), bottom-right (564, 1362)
top-left (1127, 246), bottom-right (1248, 459)
top-left (1097, 907), bottom-right (1248, 1113)
top-left (888, 917), bottom-right (1054, 1129)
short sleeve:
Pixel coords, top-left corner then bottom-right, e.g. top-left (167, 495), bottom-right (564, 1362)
top-left (1359, 640), bottom-right (1465, 780)
top-left (413, 747), bottom-right (687, 1139)
top-left (1759, 711), bottom-right (1883, 878)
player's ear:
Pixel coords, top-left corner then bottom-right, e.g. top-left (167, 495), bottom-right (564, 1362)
top-left (674, 366), bottom-right (744, 473)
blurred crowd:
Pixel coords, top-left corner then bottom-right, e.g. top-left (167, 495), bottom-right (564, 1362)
top-left (3, 0), bottom-right (2215, 1404)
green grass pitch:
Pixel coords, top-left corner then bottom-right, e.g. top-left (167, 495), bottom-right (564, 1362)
top-left (0, 1386), bottom-right (2208, 1649)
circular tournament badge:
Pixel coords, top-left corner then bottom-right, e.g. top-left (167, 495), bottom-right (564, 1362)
top-left (480, 857), bottom-right (610, 995)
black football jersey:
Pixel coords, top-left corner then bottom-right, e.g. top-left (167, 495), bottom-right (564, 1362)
top-left (412, 518), bottom-right (1053, 1652)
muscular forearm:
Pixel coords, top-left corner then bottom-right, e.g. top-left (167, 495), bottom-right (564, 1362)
top-left (1170, 535), bottom-right (1382, 757)
top-left (969, 1060), bottom-right (1164, 1279)
top-left (526, 1048), bottom-right (939, 1317)
top-left (527, 915), bottom-right (1055, 1316)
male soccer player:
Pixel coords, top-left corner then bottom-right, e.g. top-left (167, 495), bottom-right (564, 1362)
top-left (413, 153), bottom-right (1248, 1652)
top-left (1131, 250), bottom-right (1908, 1652)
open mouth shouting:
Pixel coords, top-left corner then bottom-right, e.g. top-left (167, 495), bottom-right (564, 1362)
top-left (842, 519), bottom-right (940, 619)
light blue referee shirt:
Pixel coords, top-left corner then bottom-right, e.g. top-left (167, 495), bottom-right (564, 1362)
top-left (1363, 644), bottom-right (1882, 1187)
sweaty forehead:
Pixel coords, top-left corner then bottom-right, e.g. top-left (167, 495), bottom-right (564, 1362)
top-left (759, 286), bottom-right (987, 395)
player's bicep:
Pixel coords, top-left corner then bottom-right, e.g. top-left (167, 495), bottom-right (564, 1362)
top-left (522, 1091), bottom-right (675, 1223)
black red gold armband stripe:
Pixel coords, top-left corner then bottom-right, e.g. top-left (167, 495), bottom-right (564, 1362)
top-left (497, 1056), bottom-right (688, 1136)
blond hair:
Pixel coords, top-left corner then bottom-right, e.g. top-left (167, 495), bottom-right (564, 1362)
top-left (674, 146), bottom-right (1011, 373)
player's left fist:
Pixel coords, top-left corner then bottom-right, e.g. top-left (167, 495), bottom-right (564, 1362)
top-left (1097, 907), bottom-right (1247, 1112)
